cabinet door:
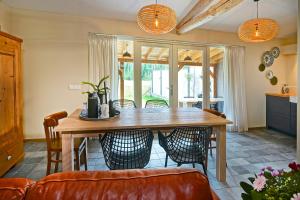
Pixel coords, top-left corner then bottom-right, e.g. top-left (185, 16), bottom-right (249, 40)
top-left (266, 96), bottom-right (291, 133)
top-left (0, 54), bottom-right (16, 159)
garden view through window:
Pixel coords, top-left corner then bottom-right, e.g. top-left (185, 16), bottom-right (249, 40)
top-left (117, 39), bottom-right (224, 111)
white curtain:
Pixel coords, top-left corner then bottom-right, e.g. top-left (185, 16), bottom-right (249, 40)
top-left (224, 46), bottom-right (248, 132)
top-left (88, 33), bottom-right (118, 100)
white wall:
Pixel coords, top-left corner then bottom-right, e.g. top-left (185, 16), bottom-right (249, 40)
top-left (285, 55), bottom-right (297, 94)
top-left (6, 8), bottom-right (291, 139)
top-left (0, 2), bottom-right (11, 32)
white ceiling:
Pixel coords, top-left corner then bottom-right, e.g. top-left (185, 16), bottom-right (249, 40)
top-left (3, 0), bottom-right (298, 38)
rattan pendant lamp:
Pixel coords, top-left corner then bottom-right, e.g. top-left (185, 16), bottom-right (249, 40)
top-left (137, 0), bottom-right (176, 34)
top-left (238, 0), bottom-right (279, 42)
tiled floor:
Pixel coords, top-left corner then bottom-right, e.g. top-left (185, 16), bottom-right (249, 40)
top-left (4, 128), bottom-right (297, 200)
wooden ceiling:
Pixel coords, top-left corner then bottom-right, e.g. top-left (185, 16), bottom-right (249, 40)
top-left (117, 40), bottom-right (224, 66)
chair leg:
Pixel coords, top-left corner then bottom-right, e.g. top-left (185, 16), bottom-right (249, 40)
top-left (202, 163), bottom-right (207, 175)
top-left (192, 163), bottom-right (195, 168)
top-left (164, 155), bottom-right (168, 167)
top-left (54, 152), bottom-right (60, 173)
top-left (84, 146), bottom-right (88, 171)
top-left (75, 151), bottom-right (80, 171)
top-left (177, 163), bottom-right (181, 167)
top-left (46, 152), bottom-right (51, 175)
top-left (209, 141), bottom-right (213, 156)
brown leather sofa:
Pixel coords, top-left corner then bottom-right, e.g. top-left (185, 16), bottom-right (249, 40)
top-left (0, 168), bottom-right (219, 200)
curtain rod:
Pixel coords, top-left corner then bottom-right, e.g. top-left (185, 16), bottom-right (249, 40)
top-left (90, 32), bottom-right (245, 48)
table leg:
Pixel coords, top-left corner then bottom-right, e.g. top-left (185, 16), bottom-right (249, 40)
top-left (62, 133), bottom-right (74, 171)
top-left (216, 125), bottom-right (226, 182)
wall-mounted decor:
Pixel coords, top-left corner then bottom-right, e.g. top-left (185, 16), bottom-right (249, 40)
top-left (265, 70), bottom-right (274, 80)
top-left (258, 47), bottom-right (280, 85)
top-left (258, 63), bottom-right (265, 72)
top-left (271, 47), bottom-right (280, 58)
top-left (262, 51), bottom-right (274, 66)
top-left (270, 76), bottom-right (278, 85)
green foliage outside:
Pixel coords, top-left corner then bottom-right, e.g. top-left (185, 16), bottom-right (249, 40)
top-left (122, 62), bottom-right (168, 81)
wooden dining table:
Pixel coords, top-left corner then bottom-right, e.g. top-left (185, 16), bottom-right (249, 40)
top-left (55, 107), bottom-right (231, 182)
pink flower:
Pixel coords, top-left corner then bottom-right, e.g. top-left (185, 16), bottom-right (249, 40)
top-left (266, 166), bottom-right (273, 171)
top-left (271, 170), bottom-right (280, 177)
top-left (291, 193), bottom-right (300, 200)
top-left (253, 176), bottom-right (266, 192)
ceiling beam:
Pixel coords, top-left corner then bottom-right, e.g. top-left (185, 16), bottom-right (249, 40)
top-left (143, 47), bottom-right (153, 60)
top-left (177, 0), bottom-right (243, 34)
top-left (157, 48), bottom-right (168, 60)
top-left (177, 0), bottom-right (216, 30)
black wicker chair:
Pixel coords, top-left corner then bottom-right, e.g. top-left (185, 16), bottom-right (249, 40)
top-left (158, 127), bottom-right (212, 175)
top-left (112, 99), bottom-right (137, 110)
top-left (100, 129), bottom-right (154, 170)
top-left (192, 101), bottom-right (202, 109)
top-left (145, 99), bottom-right (169, 108)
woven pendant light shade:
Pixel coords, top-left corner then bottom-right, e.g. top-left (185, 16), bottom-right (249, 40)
top-left (137, 4), bottom-right (176, 34)
top-left (238, 18), bottom-right (279, 43)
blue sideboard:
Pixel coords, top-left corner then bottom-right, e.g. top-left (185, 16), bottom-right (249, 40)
top-left (266, 94), bottom-right (297, 137)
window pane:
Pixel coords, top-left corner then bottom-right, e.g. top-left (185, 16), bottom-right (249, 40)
top-left (141, 46), bottom-right (169, 107)
top-left (117, 40), bottom-right (134, 100)
top-left (178, 49), bottom-right (203, 108)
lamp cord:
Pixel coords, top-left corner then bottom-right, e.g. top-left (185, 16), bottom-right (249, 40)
top-left (256, 0), bottom-right (259, 19)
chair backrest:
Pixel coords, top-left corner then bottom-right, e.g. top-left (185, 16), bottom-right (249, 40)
top-left (100, 129), bottom-right (154, 169)
top-left (112, 99), bottom-right (136, 110)
top-left (163, 127), bottom-right (212, 163)
top-left (145, 99), bottom-right (169, 109)
top-left (192, 101), bottom-right (202, 109)
top-left (43, 111), bottom-right (68, 150)
top-left (203, 108), bottom-right (226, 119)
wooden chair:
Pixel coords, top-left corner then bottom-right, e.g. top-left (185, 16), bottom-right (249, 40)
top-left (43, 111), bottom-right (88, 175)
top-left (203, 109), bottom-right (226, 156)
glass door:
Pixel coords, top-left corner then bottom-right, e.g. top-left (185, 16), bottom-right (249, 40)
top-left (134, 42), bottom-right (172, 108)
top-left (172, 46), bottom-right (207, 109)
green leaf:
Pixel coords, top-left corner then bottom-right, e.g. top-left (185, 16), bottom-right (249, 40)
top-left (248, 177), bottom-right (255, 184)
top-left (81, 81), bottom-right (97, 91)
top-left (81, 91), bottom-right (91, 95)
top-left (251, 190), bottom-right (263, 200)
top-left (241, 182), bottom-right (254, 194)
top-left (264, 171), bottom-right (273, 179)
top-left (97, 76), bottom-right (109, 89)
top-left (241, 193), bottom-right (252, 200)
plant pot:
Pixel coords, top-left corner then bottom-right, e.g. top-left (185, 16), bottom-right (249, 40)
top-left (88, 93), bottom-right (98, 118)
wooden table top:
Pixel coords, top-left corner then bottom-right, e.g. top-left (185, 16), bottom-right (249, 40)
top-left (56, 108), bottom-right (232, 133)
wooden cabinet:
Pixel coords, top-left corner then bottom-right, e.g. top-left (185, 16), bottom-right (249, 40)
top-left (0, 32), bottom-right (24, 176)
top-left (266, 95), bottom-right (297, 137)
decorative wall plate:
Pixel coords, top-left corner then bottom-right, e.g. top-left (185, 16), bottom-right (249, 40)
top-left (271, 47), bottom-right (280, 58)
top-left (262, 51), bottom-right (274, 67)
top-left (259, 64), bottom-right (266, 72)
top-left (265, 70), bottom-right (274, 80)
top-left (270, 76), bottom-right (278, 85)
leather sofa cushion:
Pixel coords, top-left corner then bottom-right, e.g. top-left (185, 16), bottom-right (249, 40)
top-left (0, 178), bottom-right (35, 200)
top-left (26, 168), bottom-right (218, 200)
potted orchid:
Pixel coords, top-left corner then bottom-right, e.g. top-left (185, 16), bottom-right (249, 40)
top-left (240, 162), bottom-right (300, 200)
